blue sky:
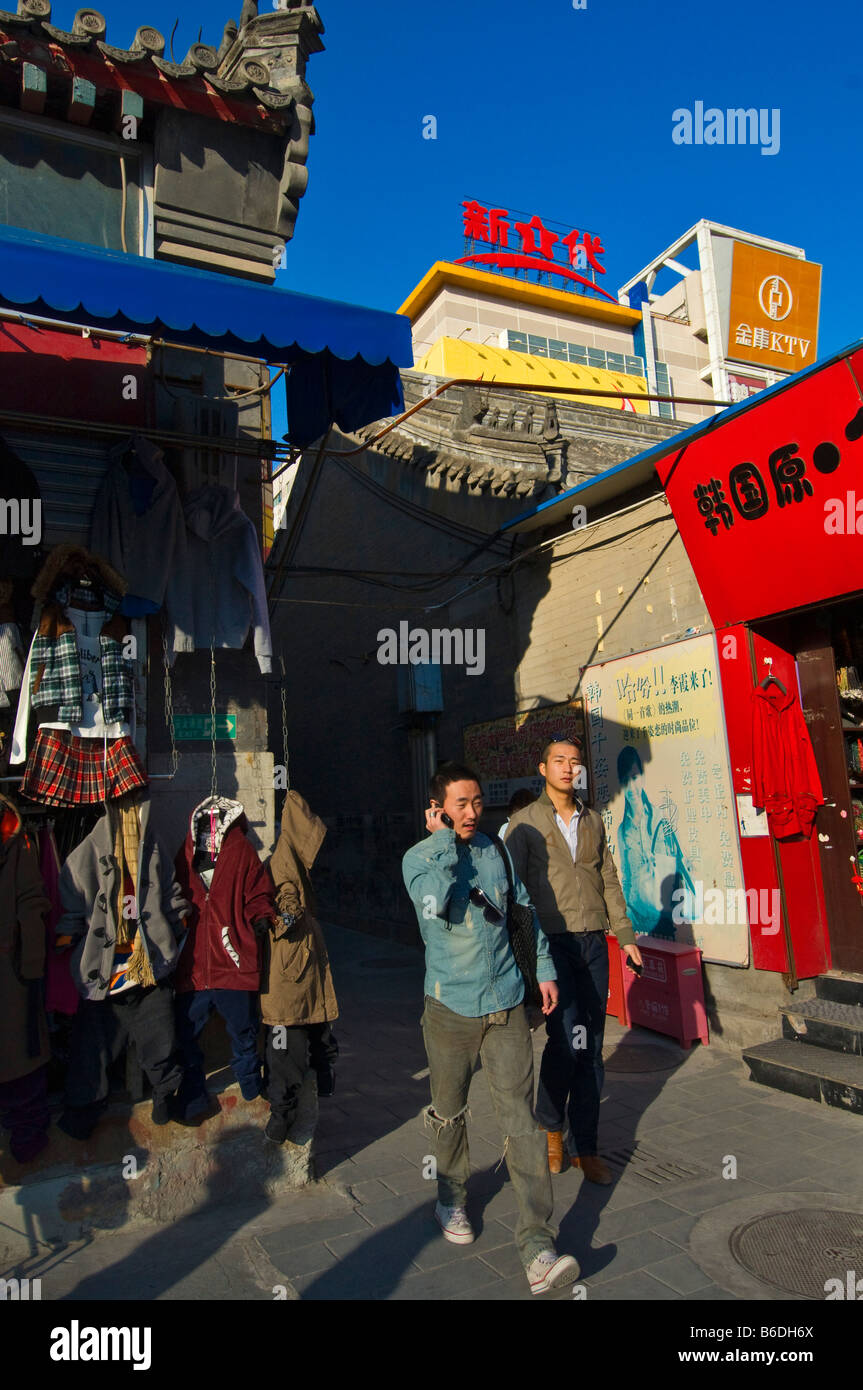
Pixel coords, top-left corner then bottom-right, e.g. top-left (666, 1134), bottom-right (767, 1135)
top-left (96, 0), bottom-right (860, 389)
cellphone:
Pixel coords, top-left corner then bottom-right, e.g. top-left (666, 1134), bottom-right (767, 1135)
top-left (625, 956), bottom-right (643, 975)
top-left (431, 801), bottom-right (454, 829)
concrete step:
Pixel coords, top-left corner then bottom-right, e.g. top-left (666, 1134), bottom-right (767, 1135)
top-left (815, 971), bottom-right (863, 1008)
top-left (780, 996), bottom-right (863, 1055)
top-left (742, 1038), bottom-right (863, 1115)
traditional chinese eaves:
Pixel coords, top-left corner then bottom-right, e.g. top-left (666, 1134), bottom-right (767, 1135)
top-left (353, 374), bottom-right (683, 502)
top-left (0, 3), bottom-right (325, 281)
top-left (0, 2), bottom-right (323, 130)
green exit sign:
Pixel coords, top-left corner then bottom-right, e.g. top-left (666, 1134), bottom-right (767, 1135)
top-left (174, 715), bottom-right (237, 741)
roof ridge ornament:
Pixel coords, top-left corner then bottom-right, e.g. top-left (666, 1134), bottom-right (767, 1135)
top-left (240, 56), bottom-right (269, 86)
top-left (73, 8), bottom-right (104, 38)
top-left (185, 42), bottom-right (219, 72)
top-left (41, 22), bottom-right (92, 45)
top-left (152, 55), bottom-right (196, 78)
top-left (98, 40), bottom-right (149, 65)
top-left (17, 0), bottom-right (51, 20)
top-left (133, 26), bottom-right (165, 56)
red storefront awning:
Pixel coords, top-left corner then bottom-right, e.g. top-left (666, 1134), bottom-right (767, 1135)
top-left (656, 343), bottom-right (863, 628)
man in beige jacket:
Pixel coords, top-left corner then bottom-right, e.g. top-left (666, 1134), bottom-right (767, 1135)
top-left (505, 737), bottom-right (642, 1184)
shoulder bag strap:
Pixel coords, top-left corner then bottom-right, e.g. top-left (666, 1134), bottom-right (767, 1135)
top-left (489, 833), bottom-right (515, 908)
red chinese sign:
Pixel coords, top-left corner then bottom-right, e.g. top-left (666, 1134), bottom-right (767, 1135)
top-left (458, 200), bottom-right (616, 303)
top-left (656, 348), bottom-right (863, 628)
top-left (727, 371), bottom-right (767, 404)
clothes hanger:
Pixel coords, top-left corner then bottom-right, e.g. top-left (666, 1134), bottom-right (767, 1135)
top-left (759, 659), bottom-right (787, 695)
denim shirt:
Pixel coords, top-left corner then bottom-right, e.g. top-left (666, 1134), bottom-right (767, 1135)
top-left (402, 828), bottom-right (556, 1019)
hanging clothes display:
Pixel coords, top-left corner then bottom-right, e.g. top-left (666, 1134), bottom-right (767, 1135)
top-left (167, 485), bottom-right (273, 673)
top-left (751, 680), bottom-right (825, 838)
top-left (172, 796), bottom-right (275, 1118)
top-left (38, 824), bottom-right (78, 1016)
top-left (261, 790), bottom-right (339, 1142)
top-left (10, 545), bottom-right (147, 805)
top-left (57, 792), bottom-right (189, 1000)
top-left (0, 793), bottom-right (51, 1163)
top-left (55, 792), bottom-right (189, 1139)
top-left (90, 434), bottom-right (192, 623)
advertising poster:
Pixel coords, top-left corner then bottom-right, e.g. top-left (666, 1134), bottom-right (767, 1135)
top-left (582, 634), bottom-right (749, 966)
top-left (464, 700), bottom-right (584, 805)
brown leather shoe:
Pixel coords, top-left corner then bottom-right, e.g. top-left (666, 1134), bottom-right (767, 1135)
top-left (546, 1130), bottom-right (566, 1175)
top-left (572, 1155), bottom-right (613, 1185)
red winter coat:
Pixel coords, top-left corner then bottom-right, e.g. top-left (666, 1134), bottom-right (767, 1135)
top-left (751, 683), bottom-right (824, 839)
top-left (173, 798), bottom-right (275, 992)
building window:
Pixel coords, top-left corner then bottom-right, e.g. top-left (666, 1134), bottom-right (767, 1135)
top-left (501, 329), bottom-right (649, 381)
top-left (0, 111), bottom-right (152, 255)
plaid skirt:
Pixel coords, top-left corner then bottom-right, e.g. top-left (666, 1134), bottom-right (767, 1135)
top-left (21, 730), bottom-right (148, 807)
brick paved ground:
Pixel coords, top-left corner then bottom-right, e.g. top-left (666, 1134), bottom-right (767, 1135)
top-left (13, 924), bottom-right (863, 1302)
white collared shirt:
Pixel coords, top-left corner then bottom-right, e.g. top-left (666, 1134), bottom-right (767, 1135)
top-left (554, 800), bottom-right (583, 862)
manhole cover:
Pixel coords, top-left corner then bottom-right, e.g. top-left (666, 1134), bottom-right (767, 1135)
top-left (603, 1044), bottom-right (685, 1073)
top-left (358, 957), bottom-right (417, 969)
top-left (730, 1209), bottom-right (863, 1299)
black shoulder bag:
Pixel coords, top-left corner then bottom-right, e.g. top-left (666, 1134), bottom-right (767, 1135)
top-left (490, 835), bottom-right (542, 1008)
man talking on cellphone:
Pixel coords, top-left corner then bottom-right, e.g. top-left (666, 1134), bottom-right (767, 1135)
top-left (505, 736), bottom-right (642, 1185)
top-left (402, 761), bottom-right (580, 1296)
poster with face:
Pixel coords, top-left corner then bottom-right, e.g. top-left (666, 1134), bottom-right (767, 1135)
top-left (582, 633), bottom-right (749, 966)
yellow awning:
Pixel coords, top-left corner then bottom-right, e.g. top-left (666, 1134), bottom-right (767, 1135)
top-left (414, 337), bottom-right (650, 414)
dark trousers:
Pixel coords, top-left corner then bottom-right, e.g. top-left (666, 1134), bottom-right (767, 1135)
top-left (265, 1023), bottom-right (338, 1117)
top-left (65, 982), bottom-right (183, 1111)
top-left (0, 1066), bottom-right (49, 1161)
top-left (535, 930), bottom-right (609, 1156)
top-left (175, 989), bottom-right (261, 1093)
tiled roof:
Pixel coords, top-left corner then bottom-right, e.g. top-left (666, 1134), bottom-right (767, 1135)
top-left (0, 2), bottom-right (323, 125)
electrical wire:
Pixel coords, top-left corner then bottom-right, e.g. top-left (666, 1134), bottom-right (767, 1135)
top-left (329, 454), bottom-right (504, 549)
top-left (270, 496), bottom-right (672, 611)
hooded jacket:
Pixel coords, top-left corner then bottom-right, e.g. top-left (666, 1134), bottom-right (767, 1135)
top-left (90, 434), bottom-right (192, 623)
top-left (57, 795), bottom-right (189, 1002)
top-left (173, 796), bottom-right (276, 993)
top-left (0, 794), bottom-right (50, 1083)
top-left (261, 790), bottom-right (338, 1027)
top-left (11, 545), bottom-right (134, 762)
top-left (751, 682), bottom-right (824, 838)
top-left (168, 485), bottom-right (272, 674)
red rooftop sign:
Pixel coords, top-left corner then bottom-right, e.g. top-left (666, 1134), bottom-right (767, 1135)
top-left (457, 201), bottom-right (617, 303)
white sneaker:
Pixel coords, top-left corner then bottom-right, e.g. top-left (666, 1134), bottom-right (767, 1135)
top-left (434, 1201), bottom-right (475, 1245)
top-left (526, 1249), bottom-right (580, 1295)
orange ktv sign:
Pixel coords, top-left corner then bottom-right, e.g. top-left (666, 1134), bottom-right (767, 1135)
top-left (727, 243), bottom-right (821, 373)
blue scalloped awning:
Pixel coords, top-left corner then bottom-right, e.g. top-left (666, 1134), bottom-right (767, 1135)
top-left (0, 224), bottom-right (413, 446)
